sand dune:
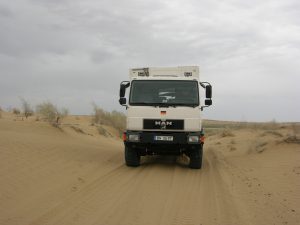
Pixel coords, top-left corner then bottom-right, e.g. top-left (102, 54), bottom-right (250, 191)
top-left (0, 112), bottom-right (299, 225)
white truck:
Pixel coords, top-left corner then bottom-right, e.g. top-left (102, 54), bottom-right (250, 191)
top-left (119, 66), bottom-right (212, 169)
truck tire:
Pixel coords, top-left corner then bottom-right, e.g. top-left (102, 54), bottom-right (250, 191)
top-left (189, 146), bottom-right (203, 169)
top-left (125, 146), bottom-right (140, 167)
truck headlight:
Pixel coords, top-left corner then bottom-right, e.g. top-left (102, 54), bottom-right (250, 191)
top-left (188, 136), bottom-right (199, 143)
top-left (128, 134), bottom-right (140, 142)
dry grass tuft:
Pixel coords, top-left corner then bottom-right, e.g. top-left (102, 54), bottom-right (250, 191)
top-left (249, 140), bottom-right (268, 154)
top-left (97, 126), bottom-right (107, 136)
top-left (97, 126), bottom-right (113, 137)
top-left (12, 108), bottom-right (21, 115)
top-left (92, 104), bottom-right (125, 137)
top-left (204, 128), bottom-right (220, 136)
top-left (70, 125), bottom-right (86, 134)
top-left (20, 98), bottom-right (34, 118)
top-left (36, 102), bottom-right (68, 127)
top-left (291, 123), bottom-right (300, 136)
top-left (221, 129), bottom-right (235, 137)
top-left (229, 146), bottom-right (237, 151)
top-left (281, 123), bottom-right (300, 144)
top-left (284, 135), bottom-right (300, 144)
top-left (261, 130), bottom-right (283, 137)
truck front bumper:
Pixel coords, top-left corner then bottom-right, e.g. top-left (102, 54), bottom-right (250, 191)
top-left (123, 131), bottom-right (204, 155)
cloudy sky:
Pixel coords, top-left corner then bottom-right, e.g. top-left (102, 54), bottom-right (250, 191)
top-left (0, 0), bottom-right (299, 122)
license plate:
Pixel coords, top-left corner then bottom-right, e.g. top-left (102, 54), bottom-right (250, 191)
top-left (154, 136), bottom-right (173, 141)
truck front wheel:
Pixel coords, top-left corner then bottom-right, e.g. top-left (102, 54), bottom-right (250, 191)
top-left (189, 146), bottom-right (203, 169)
top-left (125, 146), bottom-right (140, 167)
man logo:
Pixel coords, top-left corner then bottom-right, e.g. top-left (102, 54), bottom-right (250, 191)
top-left (155, 121), bottom-right (173, 129)
top-left (143, 119), bottom-right (183, 130)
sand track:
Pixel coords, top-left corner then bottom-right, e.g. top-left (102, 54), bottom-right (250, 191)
top-left (0, 117), bottom-right (299, 225)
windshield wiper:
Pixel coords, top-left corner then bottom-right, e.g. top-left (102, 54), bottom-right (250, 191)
top-left (131, 102), bottom-right (156, 106)
top-left (153, 103), bottom-right (173, 108)
top-left (131, 102), bottom-right (198, 108)
top-left (153, 103), bottom-right (198, 108)
top-left (132, 103), bottom-right (174, 108)
top-left (167, 103), bottom-right (198, 108)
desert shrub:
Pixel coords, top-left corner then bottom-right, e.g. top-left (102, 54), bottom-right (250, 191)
top-left (261, 130), bottom-right (283, 137)
top-left (97, 126), bottom-right (108, 136)
top-left (248, 140), bottom-right (268, 154)
top-left (36, 102), bottom-right (69, 127)
top-left (229, 146), bottom-right (237, 151)
top-left (259, 119), bottom-right (279, 130)
top-left (221, 128), bottom-right (234, 137)
top-left (97, 126), bottom-right (114, 137)
top-left (92, 106), bottom-right (106, 125)
top-left (110, 110), bottom-right (126, 134)
top-left (70, 125), bottom-right (86, 134)
top-left (284, 123), bottom-right (300, 144)
top-left (291, 123), bottom-right (300, 137)
top-left (36, 102), bottom-right (57, 123)
top-left (12, 108), bottom-right (21, 115)
top-left (284, 135), bottom-right (300, 144)
top-left (0, 107), bottom-right (2, 118)
top-left (92, 104), bottom-right (126, 137)
top-left (204, 128), bottom-right (220, 136)
top-left (20, 98), bottom-right (34, 118)
top-left (60, 108), bottom-right (69, 119)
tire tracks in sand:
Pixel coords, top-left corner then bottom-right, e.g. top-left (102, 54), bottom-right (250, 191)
top-left (29, 148), bottom-right (251, 225)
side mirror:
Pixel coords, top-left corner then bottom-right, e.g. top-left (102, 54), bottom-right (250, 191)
top-left (200, 82), bottom-right (213, 110)
top-left (205, 99), bottom-right (212, 106)
top-left (206, 85), bottom-right (212, 99)
top-left (119, 81), bottom-right (130, 97)
top-left (119, 97), bottom-right (126, 105)
top-left (120, 84), bottom-right (126, 97)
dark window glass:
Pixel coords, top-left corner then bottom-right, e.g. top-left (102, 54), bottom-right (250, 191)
top-left (129, 80), bottom-right (199, 106)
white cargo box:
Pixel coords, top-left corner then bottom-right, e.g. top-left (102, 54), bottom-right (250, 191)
top-left (129, 66), bottom-right (199, 80)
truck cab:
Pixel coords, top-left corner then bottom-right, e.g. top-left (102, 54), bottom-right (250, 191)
top-left (119, 66), bottom-right (212, 169)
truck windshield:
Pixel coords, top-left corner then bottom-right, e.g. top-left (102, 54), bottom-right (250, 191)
top-left (129, 80), bottom-right (199, 106)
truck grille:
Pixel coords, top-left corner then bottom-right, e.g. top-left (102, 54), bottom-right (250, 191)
top-left (143, 119), bottom-right (184, 130)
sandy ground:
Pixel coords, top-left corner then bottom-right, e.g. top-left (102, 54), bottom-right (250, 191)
top-left (0, 112), bottom-right (299, 225)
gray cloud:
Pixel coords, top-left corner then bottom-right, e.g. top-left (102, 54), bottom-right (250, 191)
top-left (0, 0), bottom-right (299, 121)
top-left (0, 4), bottom-right (13, 18)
